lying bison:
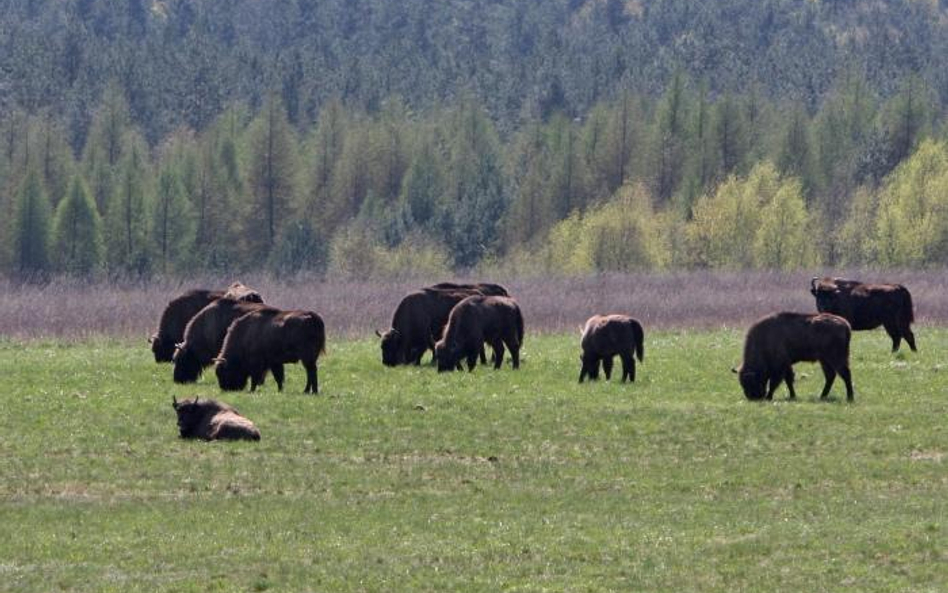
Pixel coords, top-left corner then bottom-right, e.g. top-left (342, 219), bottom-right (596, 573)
top-left (435, 295), bottom-right (524, 372)
top-left (734, 312), bottom-right (854, 401)
top-left (150, 282), bottom-right (263, 362)
top-left (215, 308), bottom-right (326, 393)
top-left (578, 315), bottom-right (645, 383)
top-left (377, 282), bottom-right (509, 366)
top-left (810, 277), bottom-right (916, 352)
top-left (172, 299), bottom-right (268, 383)
top-left (171, 396), bottom-right (260, 441)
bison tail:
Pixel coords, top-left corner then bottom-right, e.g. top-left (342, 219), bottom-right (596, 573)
top-left (633, 321), bottom-right (645, 363)
top-left (310, 313), bottom-right (327, 356)
top-left (516, 307), bottom-right (525, 346)
top-left (899, 286), bottom-right (915, 324)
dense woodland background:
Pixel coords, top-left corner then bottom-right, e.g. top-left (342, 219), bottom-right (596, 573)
top-left (4, 0), bottom-right (948, 280)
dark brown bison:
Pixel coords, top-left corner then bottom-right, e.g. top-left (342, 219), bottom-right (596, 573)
top-left (171, 396), bottom-right (261, 441)
top-left (578, 315), bottom-right (645, 383)
top-left (150, 282), bottom-right (264, 362)
top-left (810, 277), bottom-right (916, 352)
top-left (215, 308), bottom-right (326, 393)
top-left (377, 283), bottom-right (509, 366)
top-left (172, 299), bottom-right (268, 384)
top-left (434, 295), bottom-right (524, 372)
top-left (734, 312), bottom-right (854, 401)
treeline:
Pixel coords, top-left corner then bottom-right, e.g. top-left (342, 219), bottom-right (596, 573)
top-left (3, 0), bottom-right (948, 146)
top-left (2, 70), bottom-right (946, 280)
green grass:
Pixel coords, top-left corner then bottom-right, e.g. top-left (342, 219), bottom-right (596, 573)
top-left (0, 330), bottom-right (945, 592)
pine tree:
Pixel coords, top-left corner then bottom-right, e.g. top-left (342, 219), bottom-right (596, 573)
top-left (52, 176), bottom-right (104, 275)
top-left (245, 95), bottom-right (297, 263)
top-left (105, 131), bottom-right (152, 274)
top-left (151, 166), bottom-right (195, 274)
top-left (12, 168), bottom-right (52, 279)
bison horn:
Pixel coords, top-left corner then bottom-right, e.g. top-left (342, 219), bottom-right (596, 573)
top-left (172, 395), bottom-right (178, 408)
top-left (810, 277), bottom-right (819, 291)
top-left (175, 342), bottom-right (184, 350)
top-left (213, 357), bottom-right (226, 364)
top-left (731, 366), bottom-right (739, 374)
top-left (375, 329), bottom-right (383, 338)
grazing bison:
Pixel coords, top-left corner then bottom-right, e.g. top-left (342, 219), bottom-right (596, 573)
top-left (434, 295), bottom-right (524, 372)
top-left (151, 289), bottom-right (225, 362)
top-left (172, 299), bottom-right (268, 384)
top-left (171, 396), bottom-right (260, 441)
top-left (150, 282), bottom-right (264, 362)
top-left (215, 308), bottom-right (326, 394)
top-left (578, 315), bottom-right (645, 383)
top-left (734, 312), bottom-right (854, 401)
top-left (377, 283), bottom-right (508, 366)
top-left (810, 277), bottom-right (916, 352)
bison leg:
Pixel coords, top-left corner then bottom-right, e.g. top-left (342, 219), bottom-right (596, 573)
top-left (491, 340), bottom-right (505, 369)
top-left (271, 364), bottom-right (285, 392)
top-left (619, 351), bottom-right (634, 383)
top-left (904, 327), bottom-right (918, 352)
top-left (838, 365), bottom-right (854, 402)
top-left (884, 322), bottom-right (903, 352)
top-left (765, 372), bottom-right (783, 400)
top-left (602, 356), bottom-right (614, 381)
top-left (818, 361), bottom-right (836, 399)
top-left (465, 351), bottom-right (478, 372)
top-left (479, 345), bottom-right (488, 365)
top-left (784, 368), bottom-right (796, 400)
top-left (303, 360), bottom-right (318, 394)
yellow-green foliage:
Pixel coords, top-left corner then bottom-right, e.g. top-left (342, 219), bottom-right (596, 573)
top-left (838, 187), bottom-right (879, 265)
top-left (537, 183), bottom-right (666, 274)
top-left (686, 161), bottom-right (816, 269)
top-left (328, 225), bottom-right (450, 279)
top-left (873, 139), bottom-right (948, 267)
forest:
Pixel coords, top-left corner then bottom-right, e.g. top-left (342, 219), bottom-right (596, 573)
top-left (3, 0), bottom-right (948, 279)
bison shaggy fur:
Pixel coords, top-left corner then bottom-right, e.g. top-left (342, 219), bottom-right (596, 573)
top-left (578, 315), bottom-right (644, 383)
top-left (150, 282), bottom-right (264, 362)
top-left (736, 312), bottom-right (854, 401)
top-left (378, 283), bottom-right (508, 366)
top-left (215, 308), bottom-right (326, 394)
top-left (172, 298), bottom-right (267, 384)
top-left (172, 396), bottom-right (260, 441)
top-left (810, 276), bottom-right (916, 352)
top-left (434, 295), bottom-right (524, 372)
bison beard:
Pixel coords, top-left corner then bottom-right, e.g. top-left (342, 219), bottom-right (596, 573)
top-left (378, 283), bottom-right (509, 367)
top-left (215, 308), bottom-right (326, 394)
top-left (434, 295), bottom-right (523, 372)
top-left (171, 396), bottom-right (261, 441)
top-left (810, 276), bottom-right (916, 352)
top-left (578, 315), bottom-right (645, 383)
top-left (736, 312), bottom-right (854, 401)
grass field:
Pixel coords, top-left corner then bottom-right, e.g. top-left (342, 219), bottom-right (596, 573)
top-left (1, 330), bottom-right (945, 592)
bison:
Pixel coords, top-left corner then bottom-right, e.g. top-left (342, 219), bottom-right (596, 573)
top-left (150, 282), bottom-right (264, 362)
top-left (578, 315), bottom-right (645, 383)
top-left (810, 277), bottom-right (916, 352)
top-left (734, 312), bottom-right (854, 401)
top-left (377, 282), bottom-right (509, 366)
top-left (434, 295), bottom-right (524, 372)
top-left (172, 298), bottom-right (268, 384)
top-left (171, 396), bottom-right (261, 441)
top-left (215, 308), bottom-right (326, 394)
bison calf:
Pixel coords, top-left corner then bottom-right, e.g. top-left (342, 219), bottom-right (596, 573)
top-left (735, 312), bottom-right (854, 401)
top-left (215, 308), bottom-right (326, 394)
top-left (172, 396), bottom-right (260, 441)
top-left (172, 299), bottom-right (267, 383)
top-left (434, 295), bottom-right (524, 372)
top-left (579, 315), bottom-right (644, 383)
top-left (810, 276), bottom-right (916, 352)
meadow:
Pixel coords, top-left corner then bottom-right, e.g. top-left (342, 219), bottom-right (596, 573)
top-left (0, 328), bottom-right (944, 592)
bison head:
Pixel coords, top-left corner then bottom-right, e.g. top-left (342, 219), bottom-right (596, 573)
top-left (733, 366), bottom-right (767, 400)
top-left (171, 396), bottom-right (204, 438)
top-left (215, 358), bottom-right (249, 391)
top-left (377, 329), bottom-right (403, 366)
top-left (578, 353), bottom-right (601, 382)
top-left (151, 334), bottom-right (175, 362)
top-left (434, 340), bottom-right (460, 372)
top-left (810, 277), bottom-right (842, 314)
top-left (172, 343), bottom-right (202, 384)
top-left (224, 282), bottom-right (264, 303)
